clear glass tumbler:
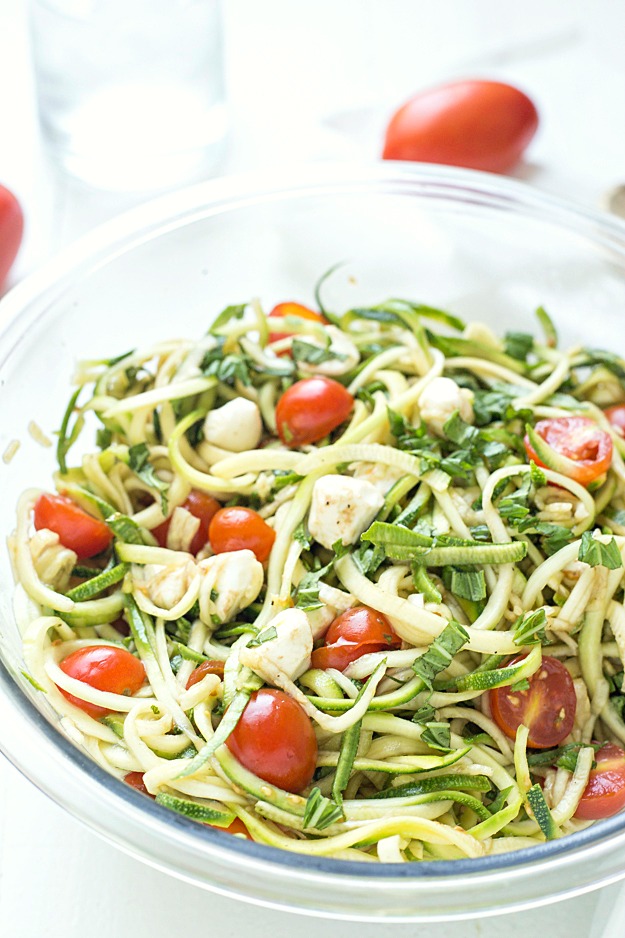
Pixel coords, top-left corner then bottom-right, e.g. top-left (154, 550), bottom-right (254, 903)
top-left (29, 0), bottom-right (228, 192)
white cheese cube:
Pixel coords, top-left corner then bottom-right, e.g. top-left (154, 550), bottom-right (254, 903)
top-left (203, 398), bottom-right (262, 453)
top-left (418, 377), bottom-right (474, 437)
top-left (308, 475), bottom-right (384, 550)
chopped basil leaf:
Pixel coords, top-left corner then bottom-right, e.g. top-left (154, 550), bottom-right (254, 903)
top-left (128, 442), bottom-right (169, 514)
top-left (246, 625), bottom-right (277, 648)
top-left (421, 722), bottom-right (452, 752)
top-left (513, 608), bottom-right (548, 646)
top-left (504, 331), bottom-right (534, 362)
top-left (578, 531), bottom-right (623, 569)
top-left (291, 337), bottom-right (347, 367)
top-left (293, 522), bottom-right (312, 550)
top-left (411, 703), bottom-right (437, 725)
top-left (412, 620), bottom-right (469, 689)
top-left (442, 565), bottom-right (487, 601)
top-left (96, 427), bottom-right (113, 449)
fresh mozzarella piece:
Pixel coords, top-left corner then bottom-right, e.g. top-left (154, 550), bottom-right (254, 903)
top-left (297, 325), bottom-right (360, 377)
top-left (308, 475), bottom-right (384, 550)
top-left (240, 608), bottom-right (313, 682)
top-left (165, 506), bottom-right (201, 552)
top-left (197, 549), bottom-right (263, 624)
top-left (141, 559), bottom-right (197, 611)
top-left (306, 603), bottom-right (337, 640)
top-left (418, 376), bottom-right (474, 437)
top-left (352, 461), bottom-right (405, 495)
top-left (203, 398), bottom-right (262, 453)
top-left (29, 528), bottom-right (77, 592)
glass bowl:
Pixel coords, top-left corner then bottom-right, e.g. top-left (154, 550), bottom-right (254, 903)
top-left (1, 162), bottom-right (625, 922)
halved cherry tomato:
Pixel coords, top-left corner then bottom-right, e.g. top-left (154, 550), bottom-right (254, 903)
top-left (575, 742), bottom-right (625, 820)
top-left (212, 817), bottom-right (252, 838)
top-left (524, 417), bottom-right (613, 487)
top-left (34, 492), bottom-right (113, 560)
top-left (58, 645), bottom-right (146, 718)
top-left (226, 688), bottom-right (318, 793)
top-left (152, 490), bottom-right (221, 555)
top-left (382, 79), bottom-right (538, 174)
top-left (489, 655), bottom-right (576, 749)
top-left (605, 404), bottom-right (625, 439)
top-left (0, 183), bottom-right (23, 288)
top-left (186, 658), bottom-right (225, 689)
top-left (267, 301), bottom-right (327, 345)
top-left (276, 376), bottom-right (354, 447)
top-left (311, 606), bottom-right (401, 672)
top-left (124, 772), bottom-right (154, 798)
top-left (208, 506), bottom-right (275, 562)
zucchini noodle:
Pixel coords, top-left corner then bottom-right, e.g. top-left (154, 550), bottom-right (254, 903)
top-left (10, 290), bottom-right (625, 863)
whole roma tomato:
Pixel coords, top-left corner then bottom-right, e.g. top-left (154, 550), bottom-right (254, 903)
top-left (382, 79), bottom-right (538, 174)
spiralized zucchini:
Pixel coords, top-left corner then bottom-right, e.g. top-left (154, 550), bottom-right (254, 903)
top-left (10, 292), bottom-right (625, 863)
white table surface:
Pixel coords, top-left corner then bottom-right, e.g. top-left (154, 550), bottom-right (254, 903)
top-left (2, 1), bottom-right (625, 934)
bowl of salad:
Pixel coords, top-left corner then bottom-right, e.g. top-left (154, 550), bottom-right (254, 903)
top-left (1, 162), bottom-right (625, 921)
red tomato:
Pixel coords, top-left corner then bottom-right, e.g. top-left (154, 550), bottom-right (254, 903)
top-left (575, 743), bottom-right (625, 820)
top-left (276, 376), bottom-right (354, 447)
top-left (0, 183), bottom-right (23, 288)
top-left (226, 688), bottom-right (318, 793)
top-left (311, 606), bottom-right (401, 672)
top-left (208, 506), bottom-right (275, 562)
top-left (212, 817), bottom-right (252, 838)
top-left (152, 490), bottom-right (221, 555)
top-left (605, 404), bottom-right (625, 439)
top-left (186, 659), bottom-right (225, 689)
top-left (524, 417), bottom-right (613, 487)
top-left (34, 492), bottom-right (113, 560)
top-left (124, 772), bottom-right (154, 797)
top-left (58, 645), bottom-right (146, 718)
top-left (489, 655), bottom-right (576, 749)
top-left (267, 301), bottom-right (327, 345)
top-left (382, 80), bottom-right (539, 174)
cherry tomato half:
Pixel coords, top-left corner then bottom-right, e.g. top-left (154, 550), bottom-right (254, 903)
top-left (524, 417), bottom-right (613, 487)
top-left (34, 492), bottom-right (113, 560)
top-left (605, 404), bottom-right (625, 439)
top-left (226, 688), bottom-right (318, 793)
top-left (0, 183), bottom-right (23, 288)
top-left (489, 655), bottom-right (576, 749)
top-left (58, 645), bottom-right (146, 718)
top-left (276, 376), bottom-right (354, 447)
top-left (208, 506), bottom-right (275, 562)
top-left (311, 606), bottom-right (401, 672)
top-left (267, 301), bottom-right (327, 345)
top-left (124, 772), bottom-right (154, 798)
top-left (186, 659), bottom-right (225, 689)
top-left (152, 490), bottom-right (221, 555)
top-left (575, 742), bottom-right (625, 820)
top-left (382, 79), bottom-right (539, 174)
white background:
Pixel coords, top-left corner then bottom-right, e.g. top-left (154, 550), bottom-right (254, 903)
top-left (1, 1), bottom-right (625, 935)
